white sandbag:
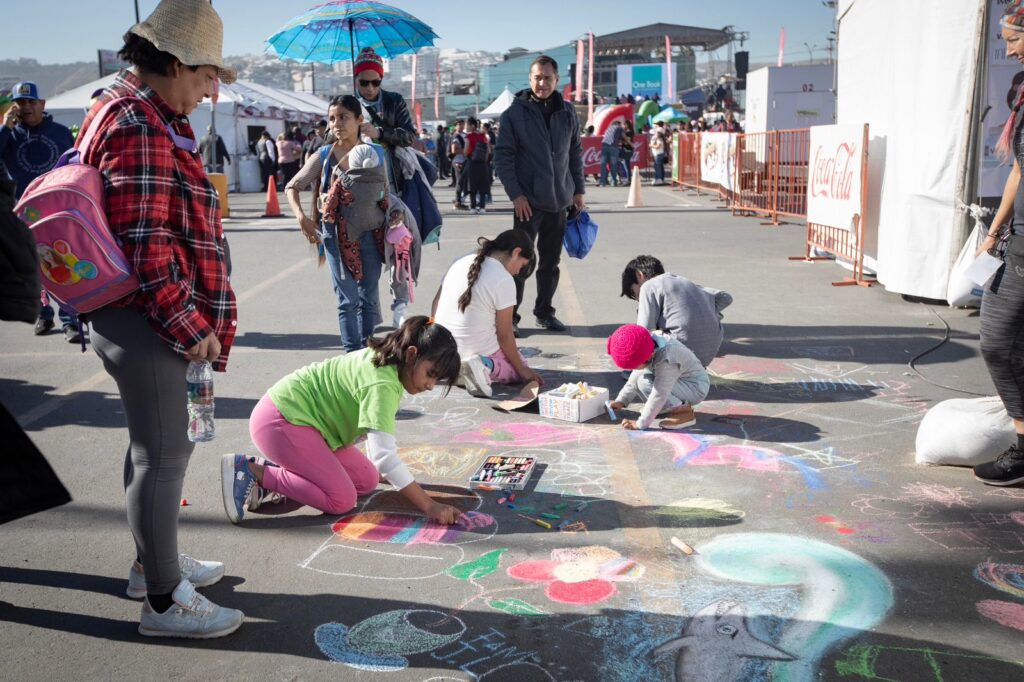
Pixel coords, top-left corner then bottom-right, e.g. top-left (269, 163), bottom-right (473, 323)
top-left (915, 396), bottom-right (1016, 466)
top-left (946, 221), bottom-right (986, 308)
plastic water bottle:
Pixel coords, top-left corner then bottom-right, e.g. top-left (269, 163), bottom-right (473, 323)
top-left (186, 359), bottom-right (215, 442)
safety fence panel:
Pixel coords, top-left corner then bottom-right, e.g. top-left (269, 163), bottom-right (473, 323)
top-left (732, 131), bottom-right (774, 218)
top-left (774, 128), bottom-right (811, 219)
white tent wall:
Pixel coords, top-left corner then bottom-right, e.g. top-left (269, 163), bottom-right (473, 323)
top-left (837, 0), bottom-right (986, 299)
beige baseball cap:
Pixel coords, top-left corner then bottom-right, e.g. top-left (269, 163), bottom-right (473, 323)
top-left (129, 0), bottom-right (237, 83)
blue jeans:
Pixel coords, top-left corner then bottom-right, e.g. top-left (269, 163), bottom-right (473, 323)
top-left (654, 153), bottom-right (666, 183)
top-left (599, 144), bottom-right (619, 185)
top-left (323, 230), bottom-right (383, 351)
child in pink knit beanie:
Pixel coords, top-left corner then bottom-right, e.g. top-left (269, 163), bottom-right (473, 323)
top-left (606, 324), bottom-right (709, 430)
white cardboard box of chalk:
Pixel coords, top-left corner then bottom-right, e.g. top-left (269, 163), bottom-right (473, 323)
top-left (538, 383), bottom-right (610, 423)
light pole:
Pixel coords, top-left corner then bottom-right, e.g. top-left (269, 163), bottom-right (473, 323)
top-left (803, 42), bottom-right (815, 64)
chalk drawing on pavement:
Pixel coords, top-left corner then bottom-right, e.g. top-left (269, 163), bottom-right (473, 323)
top-left (834, 643), bottom-right (1024, 680)
top-left (430, 626), bottom-right (542, 677)
top-left (657, 498), bottom-right (746, 525)
top-left (401, 445), bottom-right (491, 479)
top-left (976, 600), bottom-right (1024, 632)
top-left (507, 546), bottom-right (644, 606)
top-left (909, 514), bottom-right (1024, 553)
top-left (453, 421), bottom-right (600, 447)
top-left (315, 609), bottom-right (466, 671)
top-left (652, 599), bottom-right (796, 682)
top-left (974, 561), bottom-right (1024, 599)
top-left (299, 488), bottom-right (498, 580)
top-left (693, 533), bottom-right (893, 681)
top-left (898, 482), bottom-right (977, 509)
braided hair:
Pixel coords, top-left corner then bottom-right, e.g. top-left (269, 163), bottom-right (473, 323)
top-left (458, 230), bottom-right (536, 313)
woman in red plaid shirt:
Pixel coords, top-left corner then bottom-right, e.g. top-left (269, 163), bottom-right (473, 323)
top-left (78, 0), bottom-right (242, 639)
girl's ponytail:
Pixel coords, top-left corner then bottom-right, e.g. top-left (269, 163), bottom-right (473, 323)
top-left (368, 316), bottom-right (461, 394)
top-left (457, 230), bottom-right (537, 313)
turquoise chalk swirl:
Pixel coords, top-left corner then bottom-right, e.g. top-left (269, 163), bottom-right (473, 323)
top-left (695, 533), bottom-right (893, 682)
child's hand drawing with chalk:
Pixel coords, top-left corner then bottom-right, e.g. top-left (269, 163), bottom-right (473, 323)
top-left (221, 317), bottom-right (465, 526)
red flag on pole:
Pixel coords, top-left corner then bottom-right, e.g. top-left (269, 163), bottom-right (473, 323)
top-left (414, 101), bottom-right (422, 133)
top-left (664, 35), bottom-right (672, 103)
top-left (411, 53), bottom-right (417, 120)
top-left (587, 32), bottom-right (595, 124)
top-left (575, 40), bottom-right (584, 102)
top-left (778, 27), bottom-right (786, 67)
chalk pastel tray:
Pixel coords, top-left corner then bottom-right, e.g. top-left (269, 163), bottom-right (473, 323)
top-left (468, 455), bottom-right (537, 491)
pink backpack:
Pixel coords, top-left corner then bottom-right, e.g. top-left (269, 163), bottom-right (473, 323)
top-left (13, 97), bottom-right (194, 315)
top-left (386, 221), bottom-right (415, 304)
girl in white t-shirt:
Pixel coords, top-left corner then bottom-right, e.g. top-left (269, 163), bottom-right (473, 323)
top-left (432, 230), bottom-right (543, 397)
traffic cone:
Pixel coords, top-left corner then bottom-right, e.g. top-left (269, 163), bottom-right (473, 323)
top-left (624, 166), bottom-right (645, 208)
top-left (262, 175), bottom-right (283, 218)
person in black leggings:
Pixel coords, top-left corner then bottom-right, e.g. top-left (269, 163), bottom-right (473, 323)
top-left (974, 3), bottom-right (1024, 487)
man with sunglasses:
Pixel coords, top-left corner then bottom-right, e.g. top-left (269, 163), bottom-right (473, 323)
top-left (351, 47), bottom-right (416, 193)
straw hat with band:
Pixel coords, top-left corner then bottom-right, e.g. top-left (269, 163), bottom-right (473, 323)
top-left (130, 0), bottom-right (237, 83)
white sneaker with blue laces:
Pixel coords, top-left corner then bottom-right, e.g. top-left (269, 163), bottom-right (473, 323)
top-left (126, 554), bottom-right (224, 599)
top-left (221, 453), bottom-right (255, 524)
top-left (138, 578), bottom-right (243, 639)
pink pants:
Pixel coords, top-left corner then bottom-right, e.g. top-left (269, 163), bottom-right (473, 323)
top-left (487, 348), bottom-right (530, 384)
top-left (249, 394), bottom-right (379, 514)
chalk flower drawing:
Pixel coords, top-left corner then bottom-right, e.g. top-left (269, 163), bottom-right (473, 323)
top-left (974, 561), bottom-right (1024, 600)
top-left (899, 482), bottom-right (977, 509)
top-left (507, 546), bottom-right (644, 605)
top-left (453, 421), bottom-right (594, 447)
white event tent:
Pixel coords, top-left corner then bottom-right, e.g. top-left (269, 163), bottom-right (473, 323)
top-left (45, 74), bottom-right (330, 191)
top-left (479, 88), bottom-right (515, 119)
top-left (837, 0), bottom-right (994, 300)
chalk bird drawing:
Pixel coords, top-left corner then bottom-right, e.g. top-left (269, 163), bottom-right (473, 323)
top-left (652, 599), bottom-right (795, 681)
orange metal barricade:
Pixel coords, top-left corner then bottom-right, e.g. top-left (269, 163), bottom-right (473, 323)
top-left (789, 124), bottom-right (874, 287)
top-left (732, 131), bottom-right (773, 219)
top-left (773, 129), bottom-right (811, 220)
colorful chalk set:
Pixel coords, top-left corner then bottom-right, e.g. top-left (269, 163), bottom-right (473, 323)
top-left (469, 455), bottom-right (537, 491)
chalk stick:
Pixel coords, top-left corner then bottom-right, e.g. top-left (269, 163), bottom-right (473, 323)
top-left (573, 501), bottom-right (588, 512)
top-left (605, 400), bottom-right (617, 420)
top-left (508, 493), bottom-right (516, 502)
top-left (671, 537), bottom-right (696, 555)
top-left (553, 502), bottom-right (568, 511)
top-left (506, 503), bottom-right (518, 510)
top-left (497, 497), bottom-right (507, 505)
top-left (540, 513), bottom-right (560, 520)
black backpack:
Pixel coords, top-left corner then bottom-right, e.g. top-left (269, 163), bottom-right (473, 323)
top-left (470, 138), bottom-right (489, 162)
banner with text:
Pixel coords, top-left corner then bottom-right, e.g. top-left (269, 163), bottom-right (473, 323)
top-left (698, 132), bottom-right (735, 191)
top-left (615, 63), bottom-right (678, 101)
top-left (806, 123), bottom-right (866, 230)
top-left (581, 136), bottom-right (649, 174)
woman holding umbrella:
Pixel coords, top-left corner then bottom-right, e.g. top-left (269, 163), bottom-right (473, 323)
top-left (352, 47), bottom-right (416, 193)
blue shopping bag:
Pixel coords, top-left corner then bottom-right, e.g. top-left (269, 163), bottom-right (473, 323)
top-left (564, 209), bottom-right (598, 259)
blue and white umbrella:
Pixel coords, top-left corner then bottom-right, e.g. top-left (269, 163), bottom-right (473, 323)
top-left (266, 0), bottom-right (439, 69)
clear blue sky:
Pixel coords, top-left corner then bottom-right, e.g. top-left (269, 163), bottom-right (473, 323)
top-left (0, 1), bottom-right (836, 65)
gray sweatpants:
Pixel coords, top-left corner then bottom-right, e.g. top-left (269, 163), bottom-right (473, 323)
top-left (90, 307), bottom-right (193, 594)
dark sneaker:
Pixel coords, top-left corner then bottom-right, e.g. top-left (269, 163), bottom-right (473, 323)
top-left (64, 326), bottom-right (82, 344)
top-left (974, 445), bottom-right (1024, 486)
top-left (34, 318), bottom-right (54, 336)
top-left (535, 315), bottom-right (567, 332)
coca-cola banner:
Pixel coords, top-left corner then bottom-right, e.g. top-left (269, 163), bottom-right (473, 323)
top-left (699, 132), bottom-right (735, 191)
top-left (806, 124), bottom-right (867, 230)
top-left (581, 136), bottom-right (649, 175)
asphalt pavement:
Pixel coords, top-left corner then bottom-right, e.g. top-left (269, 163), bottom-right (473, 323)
top-left (1, 177), bottom-right (1022, 681)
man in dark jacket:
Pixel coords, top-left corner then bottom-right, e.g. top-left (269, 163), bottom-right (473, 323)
top-left (0, 81), bottom-right (82, 342)
top-left (0, 175), bottom-right (39, 324)
top-left (494, 55), bottom-right (585, 334)
top-left (352, 47), bottom-right (416, 193)
top-left (199, 125), bottom-right (231, 174)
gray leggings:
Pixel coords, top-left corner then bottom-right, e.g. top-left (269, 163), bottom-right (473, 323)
top-left (90, 307), bottom-right (193, 594)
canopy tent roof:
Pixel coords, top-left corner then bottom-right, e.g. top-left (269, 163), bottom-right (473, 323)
top-left (479, 87), bottom-right (515, 117)
top-left (595, 22), bottom-right (731, 53)
top-left (45, 74), bottom-right (329, 122)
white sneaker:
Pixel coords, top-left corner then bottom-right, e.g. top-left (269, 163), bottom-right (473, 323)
top-left (459, 356), bottom-right (492, 397)
top-left (126, 554), bottom-right (225, 599)
top-left (138, 578), bottom-right (243, 639)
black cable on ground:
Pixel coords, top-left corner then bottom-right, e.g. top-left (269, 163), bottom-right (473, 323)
top-left (906, 303), bottom-right (987, 397)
